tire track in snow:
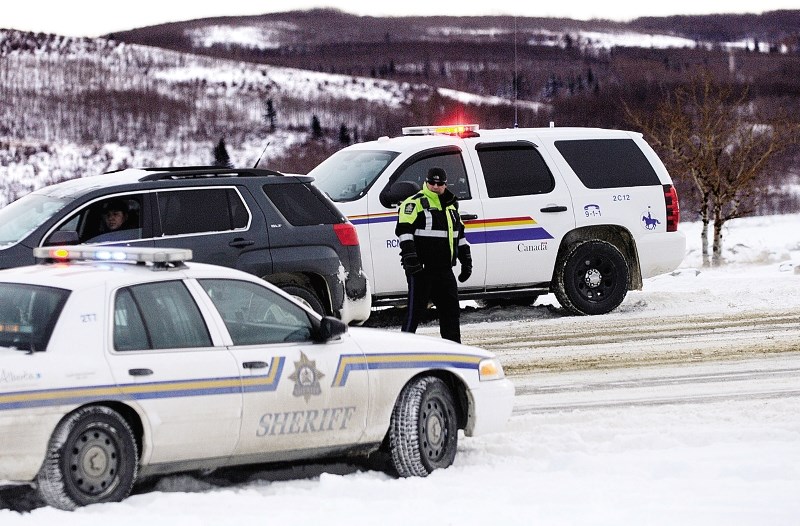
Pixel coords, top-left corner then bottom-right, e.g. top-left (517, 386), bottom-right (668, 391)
top-left (459, 309), bottom-right (800, 373)
top-left (510, 363), bottom-right (800, 414)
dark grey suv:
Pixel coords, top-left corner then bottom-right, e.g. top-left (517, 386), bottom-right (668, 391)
top-left (0, 167), bottom-right (371, 324)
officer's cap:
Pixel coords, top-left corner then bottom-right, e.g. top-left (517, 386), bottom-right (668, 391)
top-left (426, 167), bottom-right (447, 185)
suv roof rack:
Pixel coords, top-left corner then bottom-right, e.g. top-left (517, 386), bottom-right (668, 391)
top-left (138, 167), bottom-right (285, 182)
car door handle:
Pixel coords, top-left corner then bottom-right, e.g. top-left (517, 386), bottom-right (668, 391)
top-left (229, 238), bottom-right (255, 248)
top-left (128, 368), bottom-right (153, 376)
top-left (243, 361), bottom-right (269, 369)
top-left (460, 214), bottom-right (478, 221)
top-left (540, 206), bottom-right (568, 213)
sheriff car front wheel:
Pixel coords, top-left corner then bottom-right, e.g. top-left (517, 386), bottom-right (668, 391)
top-left (388, 376), bottom-right (458, 477)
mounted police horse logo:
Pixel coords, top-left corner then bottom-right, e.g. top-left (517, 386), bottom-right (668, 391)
top-left (641, 208), bottom-right (661, 230)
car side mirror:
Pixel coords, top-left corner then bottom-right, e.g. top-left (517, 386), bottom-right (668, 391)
top-left (315, 316), bottom-right (348, 342)
top-left (44, 231), bottom-right (80, 246)
top-left (379, 181), bottom-right (420, 208)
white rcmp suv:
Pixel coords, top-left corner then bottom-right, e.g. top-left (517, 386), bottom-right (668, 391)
top-left (310, 124), bottom-right (687, 315)
top-left (0, 247), bottom-right (513, 510)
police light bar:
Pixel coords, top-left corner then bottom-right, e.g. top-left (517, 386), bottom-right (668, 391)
top-left (33, 246), bottom-right (193, 264)
top-left (401, 124), bottom-right (480, 137)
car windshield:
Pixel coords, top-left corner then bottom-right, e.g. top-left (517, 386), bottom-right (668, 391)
top-left (0, 193), bottom-right (69, 247)
top-left (0, 283), bottom-right (70, 352)
top-left (309, 149), bottom-right (398, 202)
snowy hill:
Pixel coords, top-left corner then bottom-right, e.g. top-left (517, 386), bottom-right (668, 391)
top-left (1, 10), bottom-right (800, 210)
top-left (0, 28), bottom-right (556, 206)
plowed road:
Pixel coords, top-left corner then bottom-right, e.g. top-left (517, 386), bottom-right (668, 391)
top-left (458, 309), bottom-right (800, 373)
top-left (454, 309), bottom-right (800, 415)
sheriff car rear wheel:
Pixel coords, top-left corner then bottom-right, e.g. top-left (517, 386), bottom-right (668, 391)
top-left (388, 376), bottom-right (458, 477)
top-left (36, 406), bottom-right (138, 510)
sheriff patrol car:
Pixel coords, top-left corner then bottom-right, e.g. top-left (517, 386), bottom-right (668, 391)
top-left (310, 124), bottom-right (687, 315)
top-left (0, 247), bottom-right (513, 510)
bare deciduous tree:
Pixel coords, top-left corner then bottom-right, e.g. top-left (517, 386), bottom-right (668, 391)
top-left (627, 72), bottom-right (798, 266)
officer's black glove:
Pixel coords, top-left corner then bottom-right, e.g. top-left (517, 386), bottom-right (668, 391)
top-left (457, 247), bottom-right (472, 282)
top-left (458, 263), bottom-right (472, 283)
top-left (401, 252), bottom-right (423, 275)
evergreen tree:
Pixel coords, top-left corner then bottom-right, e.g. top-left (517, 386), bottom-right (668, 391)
top-left (264, 99), bottom-right (277, 132)
top-left (311, 115), bottom-right (323, 139)
top-left (339, 124), bottom-right (351, 145)
top-left (213, 138), bottom-right (233, 168)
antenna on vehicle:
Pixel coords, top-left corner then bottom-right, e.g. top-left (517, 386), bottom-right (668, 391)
top-left (253, 141), bottom-right (271, 169)
top-left (513, 16), bottom-right (518, 129)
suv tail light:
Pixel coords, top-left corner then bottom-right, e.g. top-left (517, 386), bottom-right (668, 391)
top-left (663, 184), bottom-right (680, 232)
top-left (333, 222), bottom-right (359, 246)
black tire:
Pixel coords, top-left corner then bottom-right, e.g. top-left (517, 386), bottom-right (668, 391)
top-left (554, 240), bottom-right (629, 316)
top-left (388, 376), bottom-right (458, 477)
top-left (281, 284), bottom-right (325, 316)
top-left (36, 406), bottom-right (138, 510)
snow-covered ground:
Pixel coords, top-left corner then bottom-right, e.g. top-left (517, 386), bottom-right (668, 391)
top-left (2, 214), bottom-right (800, 522)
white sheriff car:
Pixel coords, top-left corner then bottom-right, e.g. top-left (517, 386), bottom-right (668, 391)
top-left (0, 247), bottom-right (513, 510)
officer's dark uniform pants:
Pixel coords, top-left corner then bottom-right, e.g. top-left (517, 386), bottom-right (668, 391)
top-left (402, 266), bottom-right (461, 343)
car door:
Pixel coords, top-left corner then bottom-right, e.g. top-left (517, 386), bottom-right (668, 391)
top-left (369, 147), bottom-right (486, 294)
top-left (151, 187), bottom-right (260, 268)
top-left (464, 138), bottom-right (576, 287)
top-left (193, 278), bottom-right (369, 457)
top-left (104, 279), bottom-right (243, 465)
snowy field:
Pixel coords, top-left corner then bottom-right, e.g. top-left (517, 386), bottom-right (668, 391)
top-left (2, 214), bottom-right (800, 523)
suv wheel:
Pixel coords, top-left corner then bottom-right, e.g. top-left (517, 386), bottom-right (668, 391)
top-left (554, 240), bottom-right (629, 315)
top-left (281, 284), bottom-right (325, 316)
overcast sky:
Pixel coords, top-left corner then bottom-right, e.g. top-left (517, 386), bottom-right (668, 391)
top-left (2, 0), bottom-right (798, 37)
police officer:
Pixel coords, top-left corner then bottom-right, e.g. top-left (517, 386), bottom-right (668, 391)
top-left (395, 167), bottom-right (472, 343)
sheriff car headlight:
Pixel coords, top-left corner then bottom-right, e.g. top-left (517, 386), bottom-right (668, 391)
top-left (478, 358), bottom-right (505, 381)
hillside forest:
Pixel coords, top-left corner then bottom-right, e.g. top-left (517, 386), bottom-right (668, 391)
top-left (1, 9), bottom-right (799, 222)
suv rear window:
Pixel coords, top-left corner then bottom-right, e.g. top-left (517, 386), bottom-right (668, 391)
top-left (263, 183), bottom-right (342, 226)
top-left (554, 139), bottom-right (661, 189)
top-left (157, 188), bottom-right (249, 236)
top-left (477, 142), bottom-right (554, 198)
top-left (0, 283), bottom-right (70, 352)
